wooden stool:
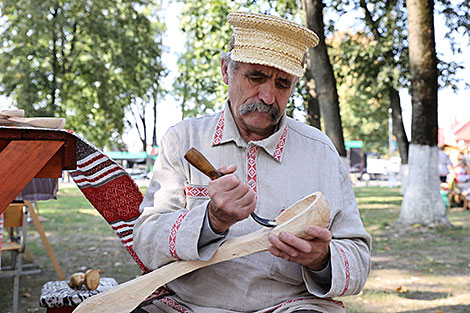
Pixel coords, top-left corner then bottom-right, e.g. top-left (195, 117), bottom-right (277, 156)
top-left (39, 277), bottom-right (118, 312)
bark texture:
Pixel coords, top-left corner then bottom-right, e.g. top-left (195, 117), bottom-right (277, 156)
top-left (389, 88), bottom-right (409, 165)
top-left (407, 0), bottom-right (438, 146)
top-left (302, 0), bottom-right (346, 157)
top-left (303, 76), bottom-right (322, 130)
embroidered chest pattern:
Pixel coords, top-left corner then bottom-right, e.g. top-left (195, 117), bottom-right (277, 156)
top-left (184, 186), bottom-right (209, 198)
top-left (247, 146), bottom-right (259, 198)
top-left (273, 125), bottom-right (288, 161)
top-left (212, 111), bottom-right (225, 146)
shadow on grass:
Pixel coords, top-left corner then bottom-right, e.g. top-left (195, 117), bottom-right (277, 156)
top-left (398, 291), bottom-right (451, 301)
top-left (399, 305), bottom-right (470, 313)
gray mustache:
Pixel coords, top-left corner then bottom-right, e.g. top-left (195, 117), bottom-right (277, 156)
top-left (238, 101), bottom-right (281, 123)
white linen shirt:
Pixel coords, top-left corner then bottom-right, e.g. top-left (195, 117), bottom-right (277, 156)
top-left (133, 104), bottom-right (371, 313)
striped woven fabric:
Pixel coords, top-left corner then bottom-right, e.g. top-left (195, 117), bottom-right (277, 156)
top-left (67, 131), bottom-right (176, 305)
top-left (68, 131), bottom-right (149, 273)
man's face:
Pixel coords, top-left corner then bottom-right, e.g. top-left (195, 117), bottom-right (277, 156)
top-left (222, 61), bottom-right (296, 140)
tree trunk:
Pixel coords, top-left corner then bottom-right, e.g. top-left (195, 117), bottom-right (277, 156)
top-left (51, 7), bottom-right (59, 115)
top-left (302, 0), bottom-right (346, 157)
top-left (302, 78), bottom-right (321, 130)
top-left (400, 0), bottom-right (450, 226)
top-left (140, 114), bottom-right (147, 153)
top-left (152, 92), bottom-right (158, 147)
top-left (389, 87), bottom-right (409, 164)
top-left (389, 87), bottom-right (410, 194)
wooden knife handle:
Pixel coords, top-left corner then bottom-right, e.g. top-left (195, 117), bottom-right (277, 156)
top-left (184, 148), bottom-right (223, 181)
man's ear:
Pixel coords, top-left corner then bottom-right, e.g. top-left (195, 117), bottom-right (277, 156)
top-left (221, 58), bottom-right (229, 85)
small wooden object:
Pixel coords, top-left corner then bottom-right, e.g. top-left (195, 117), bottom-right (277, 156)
top-left (73, 192), bottom-right (330, 313)
top-left (69, 270), bottom-right (101, 290)
top-left (184, 147), bottom-right (223, 180)
top-left (68, 273), bottom-right (86, 289)
top-left (84, 269), bottom-right (101, 290)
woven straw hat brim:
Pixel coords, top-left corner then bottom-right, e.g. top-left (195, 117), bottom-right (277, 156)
top-left (231, 46), bottom-right (304, 77)
top-left (228, 12), bottom-right (319, 77)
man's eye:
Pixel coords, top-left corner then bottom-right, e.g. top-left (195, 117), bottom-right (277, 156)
top-left (249, 76), bottom-right (264, 82)
top-left (276, 81), bottom-right (290, 89)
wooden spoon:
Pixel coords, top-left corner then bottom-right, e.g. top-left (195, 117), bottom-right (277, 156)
top-left (73, 192), bottom-right (330, 313)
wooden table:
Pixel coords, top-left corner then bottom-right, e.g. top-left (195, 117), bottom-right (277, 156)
top-left (0, 127), bottom-right (77, 279)
top-left (0, 127), bottom-right (76, 214)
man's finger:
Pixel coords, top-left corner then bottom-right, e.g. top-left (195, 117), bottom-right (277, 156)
top-left (218, 164), bottom-right (237, 174)
top-left (268, 233), bottom-right (300, 257)
top-left (306, 226), bottom-right (332, 241)
top-left (277, 231), bottom-right (312, 253)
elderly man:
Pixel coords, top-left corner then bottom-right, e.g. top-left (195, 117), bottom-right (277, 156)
top-left (133, 11), bottom-right (371, 313)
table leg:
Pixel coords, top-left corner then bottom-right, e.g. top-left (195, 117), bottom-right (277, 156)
top-left (26, 201), bottom-right (66, 280)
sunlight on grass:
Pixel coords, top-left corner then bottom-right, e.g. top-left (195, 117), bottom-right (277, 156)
top-left (78, 208), bottom-right (103, 217)
top-left (343, 186), bottom-right (470, 313)
top-left (344, 267), bottom-right (470, 312)
top-left (359, 204), bottom-right (399, 209)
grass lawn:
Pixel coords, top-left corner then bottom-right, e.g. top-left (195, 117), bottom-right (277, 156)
top-left (1, 184), bottom-right (469, 312)
top-left (343, 187), bottom-right (470, 313)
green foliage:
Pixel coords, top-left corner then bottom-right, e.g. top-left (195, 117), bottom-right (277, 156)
top-left (437, 0), bottom-right (470, 51)
top-left (0, 0), bottom-right (166, 149)
top-left (325, 0), bottom-right (409, 154)
top-left (329, 31), bottom-right (394, 154)
top-left (436, 0), bottom-right (470, 90)
top-left (172, 0), bottom-right (236, 117)
top-left (173, 0), bottom-right (303, 118)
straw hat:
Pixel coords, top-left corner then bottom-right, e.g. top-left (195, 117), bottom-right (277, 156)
top-left (227, 11), bottom-right (319, 78)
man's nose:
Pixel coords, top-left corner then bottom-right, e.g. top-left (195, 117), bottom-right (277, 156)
top-left (257, 81), bottom-right (275, 105)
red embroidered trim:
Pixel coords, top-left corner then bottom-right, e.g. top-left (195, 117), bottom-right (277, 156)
top-left (261, 296), bottom-right (345, 312)
top-left (212, 111), bottom-right (225, 146)
top-left (169, 211), bottom-right (189, 259)
top-left (246, 146), bottom-right (259, 198)
top-left (145, 286), bottom-right (174, 301)
top-left (273, 126), bottom-right (288, 161)
top-left (158, 297), bottom-right (192, 313)
top-left (184, 186), bottom-right (209, 198)
top-left (338, 247), bottom-right (350, 296)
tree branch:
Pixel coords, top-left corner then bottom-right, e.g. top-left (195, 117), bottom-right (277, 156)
top-left (359, 0), bottom-right (382, 39)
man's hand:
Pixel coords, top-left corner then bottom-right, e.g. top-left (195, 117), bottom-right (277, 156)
top-left (268, 226), bottom-right (332, 270)
top-left (207, 164), bottom-right (257, 233)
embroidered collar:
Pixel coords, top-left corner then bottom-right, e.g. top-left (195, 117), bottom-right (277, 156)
top-left (212, 102), bottom-right (289, 162)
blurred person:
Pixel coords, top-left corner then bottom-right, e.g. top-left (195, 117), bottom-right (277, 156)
top-left (454, 153), bottom-right (470, 185)
top-left (438, 145), bottom-right (453, 183)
